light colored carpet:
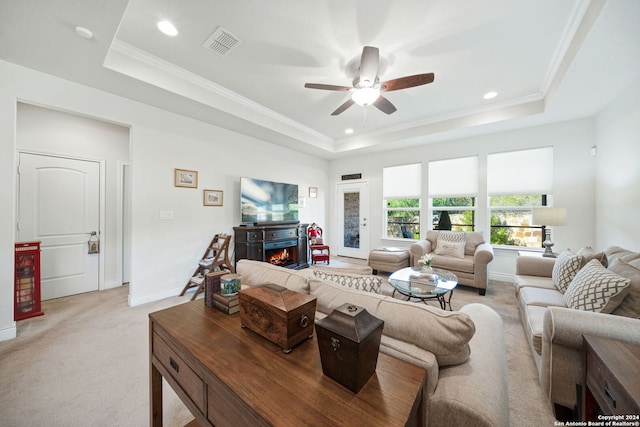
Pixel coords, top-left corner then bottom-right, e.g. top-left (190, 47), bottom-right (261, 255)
top-left (0, 258), bottom-right (556, 426)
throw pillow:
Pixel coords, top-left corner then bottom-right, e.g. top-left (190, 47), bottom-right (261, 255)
top-left (435, 241), bottom-right (465, 258)
top-left (608, 258), bottom-right (640, 318)
top-left (308, 278), bottom-right (475, 367)
top-left (312, 270), bottom-right (382, 293)
top-left (552, 250), bottom-right (583, 293)
top-left (564, 259), bottom-right (631, 313)
top-left (438, 230), bottom-right (466, 242)
top-left (577, 246), bottom-right (608, 268)
top-left (435, 231), bottom-right (466, 259)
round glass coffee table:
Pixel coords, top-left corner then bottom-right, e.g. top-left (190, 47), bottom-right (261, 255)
top-left (388, 267), bottom-right (458, 310)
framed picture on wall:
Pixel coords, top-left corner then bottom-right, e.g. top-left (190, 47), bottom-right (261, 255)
top-left (298, 197), bottom-right (307, 208)
top-left (204, 189), bottom-right (223, 206)
top-left (174, 168), bottom-right (198, 188)
top-left (309, 187), bottom-right (318, 198)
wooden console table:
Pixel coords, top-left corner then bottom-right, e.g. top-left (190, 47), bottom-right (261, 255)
top-left (150, 301), bottom-right (427, 427)
top-left (582, 335), bottom-right (640, 421)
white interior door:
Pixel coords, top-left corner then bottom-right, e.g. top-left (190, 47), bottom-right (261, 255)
top-left (18, 153), bottom-right (100, 300)
top-left (336, 181), bottom-right (369, 259)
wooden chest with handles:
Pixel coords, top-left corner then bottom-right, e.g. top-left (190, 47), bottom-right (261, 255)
top-left (239, 283), bottom-right (317, 353)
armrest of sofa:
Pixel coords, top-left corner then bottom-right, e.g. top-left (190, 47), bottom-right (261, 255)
top-left (540, 307), bottom-right (640, 409)
top-left (409, 239), bottom-right (432, 266)
top-left (515, 255), bottom-right (555, 277)
top-left (428, 303), bottom-right (509, 427)
top-left (474, 242), bottom-right (494, 266)
top-left (470, 243), bottom-right (494, 292)
top-left (543, 306), bottom-right (640, 349)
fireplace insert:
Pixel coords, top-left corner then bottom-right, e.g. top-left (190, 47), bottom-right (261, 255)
top-left (265, 239), bottom-right (298, 267)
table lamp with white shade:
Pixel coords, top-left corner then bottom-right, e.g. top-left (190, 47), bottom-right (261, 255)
top-left (531, 207), bottom-right (567, 257)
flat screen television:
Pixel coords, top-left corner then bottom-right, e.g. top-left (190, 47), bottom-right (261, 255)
top-left (240, 177), bottom-right (299, 225)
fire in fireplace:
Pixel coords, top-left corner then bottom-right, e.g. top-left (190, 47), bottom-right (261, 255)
top-left (265, 239), bottom-right (298, 267)
top-left (268, 248), bottom-right (296, 266)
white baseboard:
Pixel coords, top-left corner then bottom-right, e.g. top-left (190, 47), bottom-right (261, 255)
top-left (128, 286), bottom-right (183, 307)
top-left (0, 324), bottom-right (17, 342)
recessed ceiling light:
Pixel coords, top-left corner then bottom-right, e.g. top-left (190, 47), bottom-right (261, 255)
top-left (157, 20), bottom-right (178, 36)
top-left (483, 91), bottom-right (498, 100)
top-left (345, 128), bottom-right (354, 134)
top-left (75, 26), bottom-right (93, 40)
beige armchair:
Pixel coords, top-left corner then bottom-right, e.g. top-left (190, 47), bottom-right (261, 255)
top-left (409, 230), bottom-right (494, 295)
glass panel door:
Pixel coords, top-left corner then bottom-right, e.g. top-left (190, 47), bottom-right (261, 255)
top-left (337, 181), bottom-right (369, 259)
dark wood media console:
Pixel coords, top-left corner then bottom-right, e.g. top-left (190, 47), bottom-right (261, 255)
top-left (234, 223), bottom-right (309, 270)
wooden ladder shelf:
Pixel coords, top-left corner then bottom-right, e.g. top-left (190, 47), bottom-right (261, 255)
top-left (180, 233), bottom-right (234, 300)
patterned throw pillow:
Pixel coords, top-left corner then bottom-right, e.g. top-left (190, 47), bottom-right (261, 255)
top-left (312, 270), bottom-right (382, 294)
top-left (435, 231), bottom-right (466, 259)
top-left (564, 259), bottom-right (631, 313)
top-left (552, 250), bottom-right (583, 293)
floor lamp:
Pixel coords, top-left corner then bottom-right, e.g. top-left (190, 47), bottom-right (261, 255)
top-left (532, 207), bottom-right (567, 257)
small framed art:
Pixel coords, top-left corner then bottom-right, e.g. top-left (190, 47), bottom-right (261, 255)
top-left (309, 187), bottom-right (318, 198)
top-left (174, 168), bottom-right (198, 188)
top-left (204, 189), bottom-right (224, 206)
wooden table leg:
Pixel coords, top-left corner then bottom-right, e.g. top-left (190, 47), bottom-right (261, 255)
top-left (150, 362), bottom-right (163, 427)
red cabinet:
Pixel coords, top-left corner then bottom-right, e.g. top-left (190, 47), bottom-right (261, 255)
top-left (14, 241), bottom-right (44, 321)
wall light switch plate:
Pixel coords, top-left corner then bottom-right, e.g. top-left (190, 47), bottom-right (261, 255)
top-left (159, 210), bottom-right (174, 220)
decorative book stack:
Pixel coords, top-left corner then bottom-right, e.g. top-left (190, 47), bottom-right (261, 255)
top-left (211, 292), bottom-right (240, 315)
top-left (205, 271), bottom-right (239, 314)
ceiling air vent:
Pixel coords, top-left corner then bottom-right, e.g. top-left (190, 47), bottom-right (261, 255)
top-left (202, 27), bottom-right (241, 57)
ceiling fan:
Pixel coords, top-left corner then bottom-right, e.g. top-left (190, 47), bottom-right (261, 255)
top-left (304, 46), bottom-right (435, 116)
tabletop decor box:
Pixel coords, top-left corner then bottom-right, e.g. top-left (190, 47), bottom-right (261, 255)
top-left (315, 303), bottom-right (384, 393)
top-left (238, 283), bottom-right (317, 353)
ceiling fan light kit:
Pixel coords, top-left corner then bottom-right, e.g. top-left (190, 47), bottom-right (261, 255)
top-left (351, 87), bottom-right (381, 106)
top-left (305, 46), bottom-right (434, 115)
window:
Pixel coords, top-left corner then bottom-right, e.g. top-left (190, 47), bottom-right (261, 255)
top-left (487, 147), bottom-right (553, 247)
top-left (432, 198), bottom-right (476, 231)
top-left (383, 163), bottom-right (421, 239)
top-left (489, 195), bottom-right (546, 247)
top-left (428, 156), bottom-right (478, 231)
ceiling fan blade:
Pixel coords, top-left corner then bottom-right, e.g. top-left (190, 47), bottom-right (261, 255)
top-left (331, 99), bottom-right (355, 116)
top-left (304, 83), bottom-right (351, 91)
top-left (373, 96), bottom-right (397, 114)
top-left (381, 73), bottom-right (435, 92)
top-left (358, 46), bottom-right (379, 85)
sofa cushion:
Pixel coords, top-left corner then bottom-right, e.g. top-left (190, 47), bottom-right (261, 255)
top-left (312, 269), bottom-right (381, 293)
top-left (577, 246), bottom-right (608, 268)
top-left (464, 231), bottom-right (486, 256)
top-left (552, 250), bottom-right (583, 293)
top-left (564, 259), bottom-right (631, 313)
top-left (519, 286), bottom-right (567, 308)
top-left (308, 278), bottom-right (475, 366)
top-left (609, 258), bottom-right (640, 318)
top-left (522, 305), bottom-right (547, 355)
top-left (513, 275), bottom-right (557, 295)
top-left (433, 254), bottom-right (475, 274)
top-left (236, 260), bottom-right (309, 294)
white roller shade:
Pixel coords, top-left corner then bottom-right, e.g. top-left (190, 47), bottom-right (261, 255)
top-left (383, 163), bottom-right (421, 198)
top-left (487, 147), bottom-right (553, 195)
top-left (428, 156), bottom-right (478, 197)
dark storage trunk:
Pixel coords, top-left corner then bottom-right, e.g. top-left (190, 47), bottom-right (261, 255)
top-left (239, 283), bottom-right (316, 353)
top-left (315, 303), bottom-right (384, 393)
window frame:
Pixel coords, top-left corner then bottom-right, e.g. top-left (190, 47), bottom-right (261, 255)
top-left (430, 197), bottom-right (477, 232)
top-left (489, 194), bottom-right (549, 249)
